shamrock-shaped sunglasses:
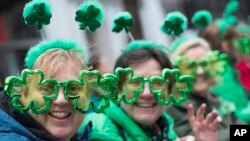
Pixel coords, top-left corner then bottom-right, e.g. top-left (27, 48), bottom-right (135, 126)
top-left (174, 51), bottom-right (228, 78)
top-left (4, 68), bottom-right (193, 114)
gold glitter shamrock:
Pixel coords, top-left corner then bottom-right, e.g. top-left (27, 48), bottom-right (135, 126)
top-left (150, 68), bottom-right (193, 105)
top-left (4, 69), bottom-right (58, 114)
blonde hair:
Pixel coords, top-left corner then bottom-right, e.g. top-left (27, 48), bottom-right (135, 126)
top-left (32, 48), bottom-right (88, 77)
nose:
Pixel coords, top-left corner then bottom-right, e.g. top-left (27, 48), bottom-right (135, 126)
top-left (53, 87), bottom-right (68, 106)
top-left (196, 66), bottom-right (205, 75)
top-left (139, 83), bottom-right (154, 99)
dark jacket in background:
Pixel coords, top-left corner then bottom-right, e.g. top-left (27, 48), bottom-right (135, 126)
top-left (166, 92), bottom-right (244, 141)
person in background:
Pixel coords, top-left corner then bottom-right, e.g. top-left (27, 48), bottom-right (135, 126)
top-left (200, 21), bottom-right (250, 121)
top-left (88, 47), bottom-right (111, 74)
top-left (87, 48), bottom-right (112, 113)
top-left (0, 40), bottom-right (92, 141)
top-left (166, 36), bottom-right (245, 141)
top-left (80, 40), bottom-right (221, 141)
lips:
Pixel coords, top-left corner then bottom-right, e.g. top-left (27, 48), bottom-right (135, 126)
top-left (135, 103), bottom-right (156, 108)
top-left (49, 111), bottom-right (71, 119)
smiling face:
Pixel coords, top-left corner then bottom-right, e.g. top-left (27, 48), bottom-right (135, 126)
top-left (183, 46), bottom-right (212, 96)
top-left (120, 59), bottom-right (167, 127)
top-left (30, 58), bottom-right (84, 141)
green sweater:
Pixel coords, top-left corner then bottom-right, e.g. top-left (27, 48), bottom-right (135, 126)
top-left (79, 103), bottom-right (177, 141)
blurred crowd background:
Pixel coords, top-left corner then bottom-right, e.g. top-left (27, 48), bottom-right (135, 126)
top-left (0, 0), bottom-right (249, 84)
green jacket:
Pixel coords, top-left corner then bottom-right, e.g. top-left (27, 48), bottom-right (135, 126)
top-left (166, 93), bottom-right (244, 141)
top-left (79, 103), bottom-right (177, 141)
top-left (210, 64), bottom-right (250, 123)
top-left (211, 64), bottom-right (248, 109)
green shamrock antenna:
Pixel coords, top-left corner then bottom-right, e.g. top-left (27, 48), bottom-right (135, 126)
top-left (223, 0), bottom-right (239, 25)
top-left (23, 0), bottom-right (52, 30)
top-left (112, 12), bottom-right (135, 40)
top-left (160, 11), bottom-right (188, 36)
top-left (223, 0), bottom-right (239, 16)
top-left (191, 10), bottom-right (213, 29)
top-left (216, 0), bottom-right (239, 40)
top-left (75, 0), bottom-right (105, 32)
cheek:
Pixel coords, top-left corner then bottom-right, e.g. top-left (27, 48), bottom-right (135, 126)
top-left (30, 113), bottom-right (47, 127)
top-left (72, 112), bottom-right (84, 125)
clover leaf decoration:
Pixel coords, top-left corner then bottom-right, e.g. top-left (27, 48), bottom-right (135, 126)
top-left (109, 67), bottom-right (144, 104)
top-left (165, 69), bottom-right (193, 105)
top-left (173, 56), bottom-right (197, 77)
top-left (64, 70), bottom-right (115, 113)
top-left (75, 1), bottom-right (104, 32)
top-left (191, 10), bottom-right (213, 28)
top-left (174, 51), bottom-right (228, 79)
top-left (150, 68), bottom-right (193, 105)
top-left (205, 51), bottom-right (228, 77)
top-left (23, 0), bottom-right (52, 30)
top-left (161, 11), bottom-right (187, 36)
top-left (235, 37), bottom-right (250, 55)
top-left (112, 12), bottom-right (134, 33)
top-left (4, 69), bottom-right (58, 114)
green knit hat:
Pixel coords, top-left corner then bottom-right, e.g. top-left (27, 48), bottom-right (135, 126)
top-left (169, 36), bottom-right (211, 60)
top-left (25, 39), bottom-right (89, 68)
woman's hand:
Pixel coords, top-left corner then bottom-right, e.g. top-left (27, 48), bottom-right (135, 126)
top-left (187, 103), bottom-right (221, 141)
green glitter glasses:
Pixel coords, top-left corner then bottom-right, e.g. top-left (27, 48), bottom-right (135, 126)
top-left (4, 67), bottom-right (193, 114)
top-left (105, 67), bottom-right (193, 105)
top-left (173, 51), bottom-right (228, 78)
top-left (4, 69), bottom-right (116, 114)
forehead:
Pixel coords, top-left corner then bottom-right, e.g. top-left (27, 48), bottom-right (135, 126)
top-left (130, 59), bottom-right (162, 78)
top-left (51, 59), bottom-right (83, 81)
top-left (183, 46), bottom-right (209, 60)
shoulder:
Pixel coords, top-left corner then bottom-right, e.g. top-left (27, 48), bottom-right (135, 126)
top-left (0, 109), bottom-right (41, 141)
top-left (0, 133), bottom-right (31, 141)
top-left (161, 112), bottom-right (178, 139)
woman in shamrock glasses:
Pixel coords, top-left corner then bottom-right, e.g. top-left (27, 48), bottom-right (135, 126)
top-left (201, 21), bottom-right (250, 121)
top-left (166, 36), bottom-right (245, 141)
top-left (0, 39), bottom-right (105, 141)
top-left (80, 40), bottom-right (221, 141)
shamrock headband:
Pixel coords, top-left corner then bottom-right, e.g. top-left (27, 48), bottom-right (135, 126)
top-left (23, 0), bottom-right (105, 31)
top-left (111, 11), bottom-right (170, 54)
top-left (111, 10), bottom-right (212, 53)
top-left (122, 40), bottom-right (168, 54)
top-left (160, 10), bottom-right (213, 37)
top-left (25, 39), bottom-right (89, 68)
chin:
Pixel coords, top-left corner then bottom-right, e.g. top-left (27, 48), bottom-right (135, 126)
top-left (133, 114), bottom-right (157, 126)
top-left (194, 85), bottom-right (208, 95)
top-left (49, 128), bottom-right (72, 141)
